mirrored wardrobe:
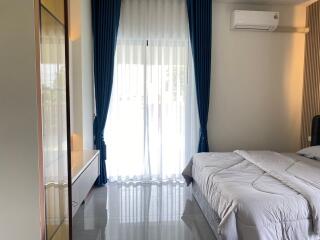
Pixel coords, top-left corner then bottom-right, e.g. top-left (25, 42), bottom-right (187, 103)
top-left (39, 0), bottom-right (71, 239)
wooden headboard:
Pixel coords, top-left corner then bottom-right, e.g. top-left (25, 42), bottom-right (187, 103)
top-left (311, 115), bottom-right (320, 146)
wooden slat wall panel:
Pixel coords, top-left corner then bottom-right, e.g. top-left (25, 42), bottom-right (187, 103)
top-left (301, 0), bottom-right (320, 148)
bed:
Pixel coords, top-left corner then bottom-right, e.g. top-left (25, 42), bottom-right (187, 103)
top-left (183, 116), bottom-right (320, 240)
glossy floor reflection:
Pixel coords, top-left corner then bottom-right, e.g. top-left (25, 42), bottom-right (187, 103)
top-left (73, 182), bottom-right (216, 240)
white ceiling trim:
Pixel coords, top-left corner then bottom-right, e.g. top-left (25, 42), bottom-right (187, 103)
top-left (213, 0), bottom-right (315, 6)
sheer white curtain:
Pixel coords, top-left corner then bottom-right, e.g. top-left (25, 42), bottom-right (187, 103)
top-left (105, 0), bottom-right (199, 182)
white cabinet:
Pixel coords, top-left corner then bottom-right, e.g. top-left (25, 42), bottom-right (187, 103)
top-left (71, 150), bottom-right (100, 217)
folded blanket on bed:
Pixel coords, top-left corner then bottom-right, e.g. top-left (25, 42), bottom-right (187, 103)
top-left (183, 151), bottom-right (320, 240)
top-left (235, 150), bottom-right (320, 235)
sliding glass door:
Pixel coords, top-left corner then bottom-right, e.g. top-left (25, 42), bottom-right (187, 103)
top-left (105, 0), bottom-right (199, 182)
top-left (40, 0), bottom-right (70, 239)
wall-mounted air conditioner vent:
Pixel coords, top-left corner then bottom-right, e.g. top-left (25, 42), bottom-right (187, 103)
top-left (231, 10), bottom-right (279, 32)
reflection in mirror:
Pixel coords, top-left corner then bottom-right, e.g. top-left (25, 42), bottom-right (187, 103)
top-left (40, 2), bottom-right (69, 239)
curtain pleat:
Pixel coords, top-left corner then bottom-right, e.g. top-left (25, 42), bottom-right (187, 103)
top-left (186, 0), bottom-right (212, 152)
top-left (92, 0), bottom-right (121, 185)
top-left (300, 1), bottom-right (320, 148)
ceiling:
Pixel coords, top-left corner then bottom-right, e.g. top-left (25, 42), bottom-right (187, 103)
top-left (214, 0), bottom-right (314, 5)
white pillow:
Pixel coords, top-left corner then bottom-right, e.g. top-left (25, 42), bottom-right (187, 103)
top-left (297, 146), bottom-right (320, 160)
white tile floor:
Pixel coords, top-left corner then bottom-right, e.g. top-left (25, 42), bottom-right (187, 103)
top-left (73, 182), bottom-right (216, 240)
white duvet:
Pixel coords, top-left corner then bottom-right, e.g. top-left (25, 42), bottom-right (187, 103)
top-left (183, 151), bottom-right (320, 240)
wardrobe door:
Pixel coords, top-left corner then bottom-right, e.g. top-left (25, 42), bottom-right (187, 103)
top-left (40, 0), bottom-right (71, 239)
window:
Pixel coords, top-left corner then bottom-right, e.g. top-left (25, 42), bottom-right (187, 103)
top-left (105, 0), bottom-right (199, 182)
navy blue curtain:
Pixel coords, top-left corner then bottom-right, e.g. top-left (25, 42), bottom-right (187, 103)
top-left (92, 0), bottom-right (121, 185)
top-left (186, 0), bottom-right (212, 152)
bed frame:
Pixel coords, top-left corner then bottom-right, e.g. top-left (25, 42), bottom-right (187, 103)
top-left (192, 182), bottom-right (221, 240)
top-left (192, 115), bottom-right (320, 240)
top-left (311, 115), bottom-right (320, 146)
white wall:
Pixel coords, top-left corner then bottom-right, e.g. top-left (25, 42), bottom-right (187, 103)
top-left (81, 0), bottom-right (94, 150)
top-left (209, 2), bottom-right (306, 152)
top-left (70, 0), bottom-right (94, 150)
top-left (0, 0), bottom-right (42, 239)
top-left (70, 0), bottom-right (82, 137)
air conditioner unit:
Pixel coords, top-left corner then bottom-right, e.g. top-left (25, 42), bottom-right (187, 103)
top-left (231, 10), bottom-right (279, 31)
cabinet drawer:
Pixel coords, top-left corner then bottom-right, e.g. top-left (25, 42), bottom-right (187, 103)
top-left (72, 155), bottom-right (99, 217)
top-left (72, 180), bottom-right (80, 217)
top-left (74, 157), bottom-right (99, 204)
top-left (79, 156), bottom-right (99, 201)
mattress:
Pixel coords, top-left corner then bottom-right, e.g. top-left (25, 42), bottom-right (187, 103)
top-left (183, 151), bottom-right (320, 240)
